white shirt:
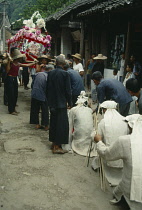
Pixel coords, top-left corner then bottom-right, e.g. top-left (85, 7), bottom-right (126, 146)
top-left (119, 59), bottom-right (125, 76)
top-left (73, 62), bottom-right (84, 73)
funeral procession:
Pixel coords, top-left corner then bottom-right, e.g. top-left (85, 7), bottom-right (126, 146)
top-left (0, 0), bottom-right (142, 209)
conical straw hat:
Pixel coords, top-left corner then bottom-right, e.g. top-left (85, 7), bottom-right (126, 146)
top-left (93, 54), bottom-right (107, 60)
top-left (12, 49), bottom-right (24, 60)
top-left (72, 53), bottom-right (82, 60)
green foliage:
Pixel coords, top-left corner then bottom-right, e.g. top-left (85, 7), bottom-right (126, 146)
top-left (4, 0), bottom-right (76, 26)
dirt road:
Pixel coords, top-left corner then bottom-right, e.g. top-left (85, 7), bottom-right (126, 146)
top-left (0, 84), bottom-right (129, 210)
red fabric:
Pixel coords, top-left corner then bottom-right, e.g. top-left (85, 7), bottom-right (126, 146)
top-left (25, 53), bottom-right (37, 68)
top-left (8, 63), bottom-right (20, 77)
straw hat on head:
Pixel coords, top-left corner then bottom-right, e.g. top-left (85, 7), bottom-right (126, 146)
top-left (12, 49), bottom-right (24, 60)
top-left (93, 54), bottom-right (107, 60)
top-left (72, 53), bottom-right (82, 60)
top-left (37, 55), bottom-right (51, 61)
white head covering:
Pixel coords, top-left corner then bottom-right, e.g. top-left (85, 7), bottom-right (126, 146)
top-left (125, 114), bottom-right (142, 202)
top-left (100, 101), bottom-right (128, 145)
top-left (100, 101), bottom-right (128, 167)
top-left (100, 101), bottom-right (117, 109)
top-left (125, 114), bottom-right (140, 128)
top-left (75, 91), bottom-right (88, 106)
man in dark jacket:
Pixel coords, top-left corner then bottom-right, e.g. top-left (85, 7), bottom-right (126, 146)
top-left (126, 78), bottom-right (142, 114)
top-left (64, 60), bottom-right (84, 106)
top-left (92, 71), bottom-right (132, 116)
top-left (47, 55), bottom-right (72, 154)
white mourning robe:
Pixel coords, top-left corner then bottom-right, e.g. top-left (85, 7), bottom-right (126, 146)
top-left (97, 136), bottom-right (142, 210)
top-left (68, 105), bottom-right (97, 157)
top-left (92, 110), bottom-right (129, 186)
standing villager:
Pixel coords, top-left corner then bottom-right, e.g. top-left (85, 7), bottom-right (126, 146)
top-left (64, 60), bottom-right (84, 106)
top-left (86, 53), bottom-right (96, 91)
top-left (92, 71), bottom-right (132, 116)
top-left (27, 52), bottom-right (38, 81)
top-left (3, 47), bottom-right (17, 106)
top-left (91, 54), bottom-right (107, 104)
top-left (72, 53), bottom-right (84, 78)
top-left (92, 101), bottom-right (129, 186)
top-left (94, 114), bottom-right (142, 210)
top-left (119, 52), bottom-right (125, 82)
top-left (5, 49), bottom-right (37, 115)
top-left (68, 91), bottom-right (96, 157)
top-left (47, 55), bottom-right (72, 154)
top-left (123, 63), bottom-right (135, 87)
top-left (126, 78), bottom-right (142, 114)
top-left (36, 55), bottom-right (51, 72)
top-left (113, 69), bottom-right (119, 80)
top-left (66, 54), bottom-right (73, 67)
top-left (30, 64), bottom-right (54, 130)
top-left (92, 54), bottom-right (107, 76)
top-left (130, 55), bottom-right (142, 87)
top-left (2, 63), bottom-right (8, 105)
top-left (22, 65), bottom-right (30, 90)
top-left (18, 66), bottom-right (23, 86)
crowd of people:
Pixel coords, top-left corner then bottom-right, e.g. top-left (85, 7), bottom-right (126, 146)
top-left (0, 48), bottom-right (142, 209)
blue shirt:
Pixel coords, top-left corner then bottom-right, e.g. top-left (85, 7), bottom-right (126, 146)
top-left (31, 72), bottom-right (48, 101)
top-left (67, 68), bottom-right (84, 95)
top-left (97, 79), bottom-right (132, 105)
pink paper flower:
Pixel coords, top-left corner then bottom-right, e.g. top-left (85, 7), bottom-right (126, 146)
top-left (36, 30), bottom-right (41, 36)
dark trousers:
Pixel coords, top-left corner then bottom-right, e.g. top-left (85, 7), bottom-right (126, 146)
top-left (49, 108), bottom-right (69, 145)
top-left (6, 76), bottom-right (18, 113)
top-left (22, 67), bottom-right (29, 87)
top-left (119, 102), bottom-right (130, 117)
top-left (135, 75), bottom-right (142, 88)
top-left (86, 74), bottom-right (91, 88)
top-left (72, 95), bottom-right (79, 107)
top-left (30, 98), bottom-right (49, 126)
top-left (4, 79), bottom-right (8, 105)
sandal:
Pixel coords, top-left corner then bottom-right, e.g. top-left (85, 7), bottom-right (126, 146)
top-left (44, 126), bottom-right (49, 131)
top-left (35, 125), bottom-right (41, 129)
top-left (9, 112), bottom-right (18, 116)
top-left (52, 147), bottom-right (68, 154)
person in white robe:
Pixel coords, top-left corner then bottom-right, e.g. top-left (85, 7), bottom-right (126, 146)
top-left (92, 101), bottom-right (130, 186)
top-left (67, 91), bottom-right (96, 157)
top-left (94, 114), bottom-right (142, 210)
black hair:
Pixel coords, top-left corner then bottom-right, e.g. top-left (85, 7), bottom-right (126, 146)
top-left (10, 47), bottom-right (17, 54)
top-left (126, 78), bottom-right (140, 93)
top-left (67, 54), bottom-right (72, 59)
top-left (126, 62), bottom-right (133, 70)
top-left (92, 71), bottom-right (103, 81)
top-left (113, 69), bottom-right (118, 74)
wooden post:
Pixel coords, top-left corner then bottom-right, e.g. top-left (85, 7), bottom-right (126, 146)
top-left (124, 22), bottom-right (132, 79)
top-left (80, 21), bottom-right (85, 58)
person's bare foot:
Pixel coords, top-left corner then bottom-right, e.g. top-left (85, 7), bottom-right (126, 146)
top-left (44, 126), bottom-right (49, 131)
top-left (9, 112), bottom-right (18, 116)
top-left (52, 145), bottom-right (68, 154)
top-left (35, 124), bottom-right (41, 129)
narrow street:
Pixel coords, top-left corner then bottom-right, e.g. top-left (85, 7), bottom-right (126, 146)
top-left (0, 84), bottom-right (128, 210)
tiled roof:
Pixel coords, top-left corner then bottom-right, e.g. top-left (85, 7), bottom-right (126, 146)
top-left (45, 0), bottom-right (97, 22)
top-left (78, 0), bottom-right (142, 17)
top-left (45, 0), bottom-right (142, 23)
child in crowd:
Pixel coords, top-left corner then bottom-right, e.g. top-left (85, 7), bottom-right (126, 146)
top-left (123, 63), bottom-right (135, 86)
top-left (113, 69), bottom-right (118, 80)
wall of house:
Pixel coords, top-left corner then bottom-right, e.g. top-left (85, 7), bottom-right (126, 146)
top-left (61, 28), bottom-right (72, 56)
